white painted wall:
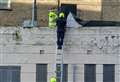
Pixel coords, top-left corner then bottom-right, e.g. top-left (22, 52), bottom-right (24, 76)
top-left (0, 27), bottom-right (119, 82)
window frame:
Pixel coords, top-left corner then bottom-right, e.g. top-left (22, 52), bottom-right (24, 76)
top-left (84, 64), bottom-right (96, 82)
top-left (36, 64), bottom-right (47, 82)
top-left (0, 66), bottom-right (21, 82)
top-left (0, 0), bottom-right (12, 10)
top-left (103, 64), bottom-right (115, 82)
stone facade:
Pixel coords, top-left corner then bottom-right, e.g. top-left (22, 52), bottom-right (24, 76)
top-left (0, 27), bottom-right (120, 82)
top-left (0, 0), bottom-right (120, 26)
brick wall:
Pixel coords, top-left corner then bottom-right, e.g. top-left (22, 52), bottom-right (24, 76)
top-left (101, 0), bottom-right (120, 21)
top-left (0, 0), bottom-right (120, 26)
top-left (0, 0), bottom-right (57, 27)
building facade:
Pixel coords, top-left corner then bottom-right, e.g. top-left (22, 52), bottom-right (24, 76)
top-left (0, 0), bottom-right (120, 26)
top-left (0, 27), bottom-right (119, 82)
top-left (0, 0), bottom-right (120, 82)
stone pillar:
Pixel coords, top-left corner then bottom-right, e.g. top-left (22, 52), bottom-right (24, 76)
top-left (118, 53), bottom-right (120, 82)
top-left (115, 65), bottom-right (119, 82)
top-left (96, 65), bottom-right (103, 82)
top-left (68, 64), bottom-right (84, 82)
top-left (21, 64), bottom-right (36, 82)
top-left (79, 64), bottom-right (84, 82)
top-left (47, 63), bottom-right (56, 82)
top-left (68, 64), bottom-right (73, 82)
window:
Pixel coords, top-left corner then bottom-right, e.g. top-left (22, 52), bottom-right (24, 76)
top-left (0, 0), bottom-right (11, 9)
top-left (56, 64), bottom-right (68, 82)
top-left (0, 66), bottom-right (21, 82)
top-left (103, 64), bottom-right (115, 82)
top-left (36, 64), bottom-right (47, 82)
top-left (84, 64), bottom-right (96, 82)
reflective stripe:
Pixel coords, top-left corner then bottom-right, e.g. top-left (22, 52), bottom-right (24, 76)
top-left (48, 11), bottom-right (57, 29)
top-left (49, 22), bottom-right (56, 29)
top-left (59, 12), bottom-right (65, 18)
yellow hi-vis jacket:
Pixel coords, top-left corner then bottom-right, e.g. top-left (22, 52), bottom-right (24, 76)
top-left (48, 11), bottom-right (57, 29)
top-left (50, 77), bottom-right (56, 82)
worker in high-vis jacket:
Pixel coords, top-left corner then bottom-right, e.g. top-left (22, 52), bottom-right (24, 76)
top-left (50, 76), bottom-right (56, 82)
top-left (56, 12), bottom-right (66, 49)
top-left (48, 10), bottom-right (57, 29)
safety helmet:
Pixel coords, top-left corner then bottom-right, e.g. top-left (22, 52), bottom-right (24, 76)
top-left (59, 12), bottom-right (65, 18)
top-left (49, 12), bottom-right (56, 18)
top-left (50, 76), bottom-right (56, 82)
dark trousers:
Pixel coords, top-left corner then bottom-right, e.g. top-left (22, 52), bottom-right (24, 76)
top-left (57, 31), bottom-right (65, 49)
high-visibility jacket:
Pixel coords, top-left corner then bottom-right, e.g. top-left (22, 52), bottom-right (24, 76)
top-left (48, 11), bottom-right (57, 29)
top-left (50, 77), bottom-right (56, 82)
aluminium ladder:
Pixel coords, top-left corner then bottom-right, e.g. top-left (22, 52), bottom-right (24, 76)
top-left (56, 49), bottom-right (64, 82)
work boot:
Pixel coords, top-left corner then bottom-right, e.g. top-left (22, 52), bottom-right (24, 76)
top-left (58, 46), bottom-right (62, 49)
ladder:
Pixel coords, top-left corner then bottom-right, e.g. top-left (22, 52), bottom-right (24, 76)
top-left (56, 49), bottom-right (64, 82)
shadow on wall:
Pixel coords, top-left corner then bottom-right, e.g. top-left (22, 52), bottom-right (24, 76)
top-left (77, 9), bottom-right (120, 26)
top-left (76, 0), bottom-right (120, 26)
top-left (77, 0), bottom-right (120, 22)
top-left (77, 9), bottom-right (101, 21)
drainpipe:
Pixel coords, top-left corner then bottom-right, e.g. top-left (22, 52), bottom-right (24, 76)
top-left (57, 0), bottom-right (60, 11)
top-left (31, 0), bottom-right (37, 27)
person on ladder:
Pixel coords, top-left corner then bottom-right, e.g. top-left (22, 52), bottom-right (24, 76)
top-left (56, 12), bottom-right (66, 50)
